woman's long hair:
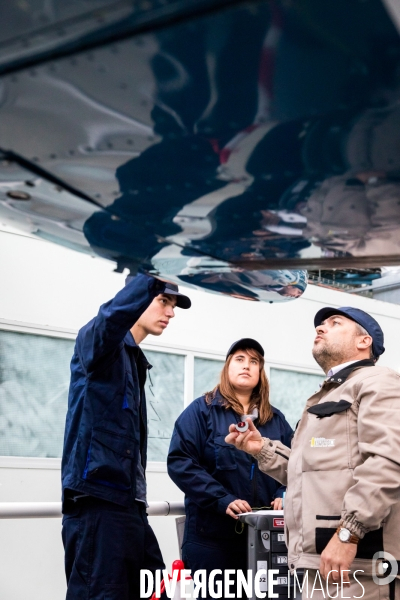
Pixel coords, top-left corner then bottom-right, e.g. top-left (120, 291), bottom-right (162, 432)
top-left (205, 347), bottom-right (272, 424)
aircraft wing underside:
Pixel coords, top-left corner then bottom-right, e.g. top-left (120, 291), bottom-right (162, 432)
top-left (1, 0), bottom-right (400, 302)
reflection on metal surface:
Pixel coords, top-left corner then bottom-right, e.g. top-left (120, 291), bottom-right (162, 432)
top-left (0, 159), bottom-right (104, 254)
top-left (0, 0), bottom-right (400, 299)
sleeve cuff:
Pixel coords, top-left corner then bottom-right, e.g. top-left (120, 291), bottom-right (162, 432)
top-left (274, 486), bottom-right (286, 499)
top-left (340, 514), bottom-right (367, 539)
top-left (217, 494), bottom-right (238, 515)
top-left (148, 275), bottom-right (166, 296)
top-left (253, 438), bottom-right (274, 463)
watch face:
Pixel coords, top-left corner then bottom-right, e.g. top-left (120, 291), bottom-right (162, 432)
top-left (339, 528), bottom-right (351, 542)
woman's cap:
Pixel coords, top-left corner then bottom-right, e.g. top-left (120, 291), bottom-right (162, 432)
top-left (226, 338), bottom-right (264, 360)
top-left (314, 306), bottom-right (385, 357)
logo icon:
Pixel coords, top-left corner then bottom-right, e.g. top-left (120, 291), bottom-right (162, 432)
top-left (310, 437), bottom-right (335, 447)
top-left (372, 551), bottom-right (398, 586)
top-left (273, 518), bottom-right (284, 528)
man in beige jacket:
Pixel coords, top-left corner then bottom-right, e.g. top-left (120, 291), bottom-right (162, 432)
top-left (226, 306), bottom-right (400, 599)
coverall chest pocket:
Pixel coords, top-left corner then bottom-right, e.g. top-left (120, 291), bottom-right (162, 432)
top-left (302, 401), bottom-right (351, 472)
top-left (83, 428), bottom-right (136, 491)
top-left (214, 436), bottom-right (238, 471)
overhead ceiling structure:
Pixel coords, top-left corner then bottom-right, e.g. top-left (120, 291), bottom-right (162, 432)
top-left (0, 0), bottom-right (400, 302)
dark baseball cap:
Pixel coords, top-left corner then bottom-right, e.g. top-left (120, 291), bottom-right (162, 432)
top-left (163, 282), bottom-right (191, 309)
top-left (314, 306), bottom-right (385, 357)
top-left (226, 338), bottom-right (264, 360)
top-left (125, 276), bottom-right (191, 309)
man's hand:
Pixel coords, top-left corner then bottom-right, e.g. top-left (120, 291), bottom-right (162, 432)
top-left (271, 497), bottom-right (283, 510)
top-left (319, 533), bottom-right (358, 583)
top-left (225, 419), bottom-right (264, 456)
top-left (226, 499), bottom-right (252, 519)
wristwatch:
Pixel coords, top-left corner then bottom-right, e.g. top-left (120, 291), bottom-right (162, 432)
top-left (336, 527), bottom-right (359, 544)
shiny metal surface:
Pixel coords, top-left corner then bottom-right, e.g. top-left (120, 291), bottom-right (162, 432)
top-left (0, 500), bottom-right (185, 518)
top-left (0, 0), bottom-right (399, 299)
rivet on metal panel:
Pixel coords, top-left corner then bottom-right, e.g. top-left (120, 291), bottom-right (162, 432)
top-left (7, 191), bottom-right (31, 200)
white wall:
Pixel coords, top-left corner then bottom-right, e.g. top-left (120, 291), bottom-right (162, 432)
top-left (1, 225), bottom-right (400, 599)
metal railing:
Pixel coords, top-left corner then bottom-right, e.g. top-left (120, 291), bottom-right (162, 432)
top-left (0, 501), bottom-right (185, 519)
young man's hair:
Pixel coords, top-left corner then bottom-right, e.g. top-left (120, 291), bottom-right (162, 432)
top-left (205, 348), bottom-right (273, 424)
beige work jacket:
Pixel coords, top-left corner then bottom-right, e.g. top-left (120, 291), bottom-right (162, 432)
top-left (254, 361), bottom-right (400, 574)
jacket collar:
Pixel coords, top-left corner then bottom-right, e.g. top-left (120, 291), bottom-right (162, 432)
top-left (123, 331), bottom-right (152, 369)
top-left (325, 359), bottom-right (375, 385)
top-left (124, 330), bottom-right (137, 347)
top-left (209, 388), bottom-right (225, 406)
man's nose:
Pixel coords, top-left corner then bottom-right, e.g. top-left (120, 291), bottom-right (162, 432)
top-left (166, 306), bottom-right (175, 318)
top-left (316, 324), bottom-right (326, 334)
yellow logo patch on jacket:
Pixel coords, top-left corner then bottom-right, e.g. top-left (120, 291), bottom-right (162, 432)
top-left (310, 437), bottom-right (335, 447)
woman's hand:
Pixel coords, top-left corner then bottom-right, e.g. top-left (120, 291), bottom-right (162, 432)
top-left (225, 419), bottom-right (264, 456)
top-left (271, 497), bottom-right (283, 510)
top-left (226, 499), bottom-right (252, 519)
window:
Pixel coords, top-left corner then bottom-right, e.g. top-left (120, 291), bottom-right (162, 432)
top-left (0, 330), bottom-right (74, 458)
top-left (193, 357), bottom-right (224, 400)
top-left (0, 325), bottom-right (323, 463)
top-left (269, 368), bottom-right (322, 429)
top-left (145, 350), bottom-right (185, 462)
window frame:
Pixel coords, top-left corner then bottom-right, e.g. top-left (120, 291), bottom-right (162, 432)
top-left (0, 318), bottom-right (323, 469)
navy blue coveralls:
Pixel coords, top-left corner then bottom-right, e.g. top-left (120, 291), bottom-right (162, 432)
top-left (167, 392), bottom-right (293, 596)
top-left (61, 273), bottom-right (166, 600)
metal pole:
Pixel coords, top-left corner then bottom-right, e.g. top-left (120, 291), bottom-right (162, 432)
top-left (0, 500), bottom-right (185, 519)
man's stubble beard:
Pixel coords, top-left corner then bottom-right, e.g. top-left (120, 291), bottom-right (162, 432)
top-left (312, 340), bottom-right (349, 374)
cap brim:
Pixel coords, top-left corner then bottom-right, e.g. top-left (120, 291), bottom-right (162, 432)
top-left (227, 338), bottom-right (264, 359)
top-left (314, 307), bottom-right (354, 328)
top-left (164, 288), bottom-right (191, 309)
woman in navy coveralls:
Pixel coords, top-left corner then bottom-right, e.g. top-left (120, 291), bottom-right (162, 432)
top-left (167, 338), bottom-right (293, 597)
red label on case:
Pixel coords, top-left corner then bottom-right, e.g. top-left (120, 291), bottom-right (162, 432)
top-left (273, 518), bottom-right (285, 528)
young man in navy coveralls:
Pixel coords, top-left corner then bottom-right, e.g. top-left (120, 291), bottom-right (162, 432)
top-left (61, 273), bottom-right (191, 600)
